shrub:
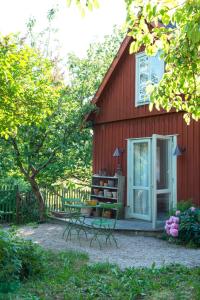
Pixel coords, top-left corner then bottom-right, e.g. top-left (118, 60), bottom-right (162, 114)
top-left (165, 206), bottom-right (200, 246)
top-left (168, 199), bottom-right (194, 216)
top-left (0, 228), bottom-right (46, 293)
top-left (177, 199), bottom-right (194, 212)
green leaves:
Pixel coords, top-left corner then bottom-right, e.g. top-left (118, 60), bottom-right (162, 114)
top-left (0, 34), bottom-right (62, 138)
top-left (125, 0), bottom-right (200, 123)
top-left (67, 0), bottom-right (100, 16)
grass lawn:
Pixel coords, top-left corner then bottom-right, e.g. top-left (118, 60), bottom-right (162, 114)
top-left (2, 249), bottom-right (200, 300)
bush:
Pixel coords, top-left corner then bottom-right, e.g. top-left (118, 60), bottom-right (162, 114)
top-left (165, 206), bottom-right (200, 247)
top-left (168, 199), bottom-right (194, 216)
top-left (0, 228), bottom-right (46, 293)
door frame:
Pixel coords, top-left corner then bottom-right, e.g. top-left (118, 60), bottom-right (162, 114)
top-left (151, 134), bottom-right (177, 228)
top-left (127, 135), bottom-right (177, 227)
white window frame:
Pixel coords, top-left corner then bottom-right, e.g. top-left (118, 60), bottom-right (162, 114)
top-left (135, 51), bottom-right (164, 107)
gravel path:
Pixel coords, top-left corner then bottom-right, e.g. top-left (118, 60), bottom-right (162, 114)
top-left (17, 223), bottom-right (200, 269)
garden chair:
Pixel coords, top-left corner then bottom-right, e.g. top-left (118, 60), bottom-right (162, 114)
top-left (90, 203), bottom-right (122, 249)
top-left (61, 198), bottom-right (88, 242)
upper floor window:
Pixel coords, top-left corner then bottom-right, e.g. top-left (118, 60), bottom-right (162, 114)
top-left (135, 51), bottom-right (164, 107)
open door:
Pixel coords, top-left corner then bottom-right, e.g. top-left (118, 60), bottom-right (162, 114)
top-left (127, 139), bottom-right (151, 221)
top-left (152, 134), bottom-right (177, 228)
top-left (127, 135), bottom-right (177, 226)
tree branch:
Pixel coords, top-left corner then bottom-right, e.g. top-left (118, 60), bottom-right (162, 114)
top-left (31, 150), bottom-right (57, 178)
top-left (10, 138), bottom-right (28, 177)
top-left (33, 131), bottom-right (48, 155)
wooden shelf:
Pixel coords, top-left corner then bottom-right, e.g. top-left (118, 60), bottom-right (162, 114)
top-left (92, 185), bottom-right (118, 190)
top-left (92, 175), bottom-right (119, 179)
top-left (91, 174), bottom-right (125, 218)
top-left (91, 194), bottom-right (117, 200)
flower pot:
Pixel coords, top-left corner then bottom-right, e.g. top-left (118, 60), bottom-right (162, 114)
top-left (93, 188), bottom-right (99, 195)
top-left (81, 207), bottom-right (92, 217)
top-left (108, 180), bottom-right (114, 187)
top-left (112, 192), bottom-right (117, 198)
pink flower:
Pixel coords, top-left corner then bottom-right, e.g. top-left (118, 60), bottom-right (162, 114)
top-left (166, 216), bottom-right (174, 224)
top-left (190, 206), bottom-right (196, 211)
top-left (175, 210), bottom-right (181, 215)
top-left (170, 228), bottom-right (179, 237)
top-left (165, 224), bottom-right (171, 235)
top-left (171, 223), bottom-right (179, 230)
top-left (166, 220), bottom-right (171, 226)
top-left (171, 216), bottom-right (179, 224)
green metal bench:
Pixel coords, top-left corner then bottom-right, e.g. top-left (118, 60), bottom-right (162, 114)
top-left (90, 203), bottom-right (122, 249)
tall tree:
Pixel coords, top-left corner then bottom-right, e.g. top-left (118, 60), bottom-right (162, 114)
top-left (0, 26), bottom-right (124, 220)
top-left (0, 34), bottom-right (62, 139)
top-left (69, 0), bottom-right (200, 124)
top-left (65, 27), bottom-right (124, 183)
top-left (67, 26), bottom-right (124, 105)
top-left (4, 96), bottom-right (90, 221)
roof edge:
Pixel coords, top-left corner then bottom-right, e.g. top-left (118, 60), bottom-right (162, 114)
top-left (86, 35), bottom-right (132, 121)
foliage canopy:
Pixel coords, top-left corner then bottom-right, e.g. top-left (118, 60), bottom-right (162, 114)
top-left (0, 35), bottom-right (62, 138)
top-left (0, 25), bottom-right (124, 220)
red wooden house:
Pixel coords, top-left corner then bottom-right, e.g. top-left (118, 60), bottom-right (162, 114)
top-left (87, 36), bottom-right (200, 228)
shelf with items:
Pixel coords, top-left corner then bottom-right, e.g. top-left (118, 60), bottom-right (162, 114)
top-left (91, 174), bottom-right (125, 218)
top-left (91, 185), bottom-right (118, 190)
top-left (91, 194), bottom-right (118, 200)
top-left (92, 177), bottom-right (118, 189)
top-left (92, 175), bottom-right (119, 179)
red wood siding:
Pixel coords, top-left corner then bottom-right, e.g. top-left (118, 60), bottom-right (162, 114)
top-left (93, 113), bottom-right (200, 207)
top-left (91, 38), bottom-right (200, 207)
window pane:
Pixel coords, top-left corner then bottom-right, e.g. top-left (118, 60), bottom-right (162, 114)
top-left (133, 142), bottom-right (148, 187)
top-left (157, 193), bottom-right (170, 220)
top-left (138, 55), bottom-right (149, 103)
top-left (133, 189), bottom-right (149, 215)
top-left (150, 52), bottom-right (164, 85)
top-left (136, 52), bottom-right (164, 106)
top-left (156, 139), bottom-right (169, 189)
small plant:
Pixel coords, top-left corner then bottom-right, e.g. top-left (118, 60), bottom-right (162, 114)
top-left (165, 206), bottom-right (200, 246)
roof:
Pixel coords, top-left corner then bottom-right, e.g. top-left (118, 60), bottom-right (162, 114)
top-left (85, 35), bottom-right (132, 121)
top-left (85, 22), bottom-right (164, 122)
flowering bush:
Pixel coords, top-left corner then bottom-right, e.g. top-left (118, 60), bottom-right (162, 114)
top-left (165, 206), bottom-right (200, 246)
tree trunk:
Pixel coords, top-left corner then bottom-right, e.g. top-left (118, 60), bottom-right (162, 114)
top-left (28, 178), bottom-right (46, 222)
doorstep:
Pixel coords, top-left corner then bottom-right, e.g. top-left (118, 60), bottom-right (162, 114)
top-left (48, 216), bottom-right (164, 237)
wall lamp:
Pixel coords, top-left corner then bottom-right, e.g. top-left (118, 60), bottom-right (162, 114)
top-left (173, 145), bottom-right (186, 156)
top-left (113, 147), bottom-right (123, 175)
top-left (113, 147), bottom-right (123, 157)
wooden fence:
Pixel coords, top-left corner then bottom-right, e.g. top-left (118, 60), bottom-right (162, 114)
top-left (0, 185), bottom-right (91, 223)
top-left (0, 185), bottom-right (18, 223)
top-left (43, 187), bottom-right (91, 212)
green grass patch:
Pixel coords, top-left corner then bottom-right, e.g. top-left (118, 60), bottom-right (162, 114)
top-left (1, 249), bottom-right (200, 300)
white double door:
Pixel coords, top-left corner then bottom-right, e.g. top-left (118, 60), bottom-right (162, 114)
top-left (127, 135), bottom-right (177, 225)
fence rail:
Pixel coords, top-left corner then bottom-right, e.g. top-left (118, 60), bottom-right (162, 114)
top-left (43, 187), bottom-right (91, 211)
top-left (0, 185), bottom-right (91, 223)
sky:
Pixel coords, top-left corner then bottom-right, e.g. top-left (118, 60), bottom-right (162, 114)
top-left (0, 0), bottom-right (126, 57)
